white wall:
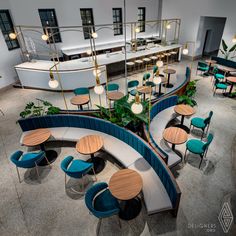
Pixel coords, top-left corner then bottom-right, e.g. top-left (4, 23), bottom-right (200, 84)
top-left (8, 0), bottom-right (161, 51)
top-left (0, 0), bottom-right (21, 88)
top-left (162, 0), bottom-right (236, 58)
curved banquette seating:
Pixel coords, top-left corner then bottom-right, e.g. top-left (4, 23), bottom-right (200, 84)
top-left (144, 67), bottom-right (191, 168)
top-left (18, 114), bottom-right (181, 216)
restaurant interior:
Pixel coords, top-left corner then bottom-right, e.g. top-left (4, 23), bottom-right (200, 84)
top-left (0, 0), bottom-right (235, 235)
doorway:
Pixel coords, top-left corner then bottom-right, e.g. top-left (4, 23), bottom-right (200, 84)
top-left (202, 29), bottom-right (212, 57)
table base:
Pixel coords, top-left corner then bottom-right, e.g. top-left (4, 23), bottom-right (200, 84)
top-left (174, 124), bottom-right (190, 134)
top-left (223, 92), bottom-right (236, 98)
top-left (119, 198), bottom-right (142, 221)
top-left (87, 156), bottom-right (106, 174)
top-left (163, 83), bottom-right (174, 88)
top-left (38, 150), bottom-right (58, 166)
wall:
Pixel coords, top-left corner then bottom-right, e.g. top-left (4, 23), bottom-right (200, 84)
top-left (0, 0), bottom-right (21, 88)
top-left (162, 0), bottom-right (236, 58)
top-left (8, 0), bottom-right (161, 52)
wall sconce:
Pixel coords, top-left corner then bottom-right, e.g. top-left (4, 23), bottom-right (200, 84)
top-left (182, 44), bottom-right (189, 55)
top-left (91, 32), bottom-right (98, 39)
top-left (166, 23), bottom-right (171, 29)
top-left (232, 34), bottom-right (236, 43)
top-left (135, 27), bottom-right (140, 33)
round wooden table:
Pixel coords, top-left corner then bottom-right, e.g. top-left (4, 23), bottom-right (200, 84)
top-left (137, 86), bottom-right (152, 100)
top-left (163, 69), bottom-right (176, 88)
top-left (70, 95), bottom-right (90, 110)
top-left (109, 169), bottom-right (143, 220)
top-left (107, 91), bottom-right (124, 101)
top-left (225, 76), bottom-right (236, 97)
top-left (174, 104), bottom-right (195, 133)
top-left (22, 128), bottom-right (58, 166)
top-left (163, 127), bottom-right (188, 151)
top-left (76, 135), bottom-right (105, 174)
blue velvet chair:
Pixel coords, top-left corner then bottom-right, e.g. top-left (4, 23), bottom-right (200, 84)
top-left (61, 156), bottom-right (96, 192)
top-left (127, 80), bottom-right (140, 96)
top-left (190, 111), bottom-right (213, 139)
top-left (73, 87), bottom-right (91, 107)
top-left (105, 83), bottom-right (119, 92)
top-left (142, 72), bottom-right (151, 85)
top-left (196, 62), bottom-right (209, 75)
top-left (213, 78), bottom-right (228, 96)
top-left (10, 150), bottom-right (46, 183)
top-left (85, 182), bottom-right (120, 234)
top-left (184, 133), bottom-right (214, 168)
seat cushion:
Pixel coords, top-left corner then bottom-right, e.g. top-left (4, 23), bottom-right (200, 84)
top-left (186, 139), bottom-right (204, 154)
top-left (216, 83), bottom-right (227, 89)
top-left (198, 66), bottom-right (208, 71)
top-left (191, 117), bottom-right (205, 129)
top-left (94, 189), bottom-right (119, 212)
top-left (215, 73), bottom-right (224, 79)
top-left (129, 158), bottom-right (172, 214)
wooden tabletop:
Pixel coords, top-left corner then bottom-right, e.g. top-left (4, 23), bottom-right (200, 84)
top-left (226, 76), bottom-right (236, 83)
top-left (205, 59), bottom-right (217, 64)
top-left (76, 135), bottom-right (103, 155)
top-left (70, 95), bottom-right (90, 106)
top-left (107, 91), bottom-right (124, 101)
top-left (109, 169), bottom-right (143, 200)
top-left (174, 104), bottom-right (195, 116)
top-left (22, 128), bottom-right (51, 147)
top-left (163, 127), bottom-right (188, 145)
top-left (137, 86), bottom-right (152, 94)
top-left (163, 68), bottom-right (176, 74)
top-left (217, 64), bottom-right (236, 73)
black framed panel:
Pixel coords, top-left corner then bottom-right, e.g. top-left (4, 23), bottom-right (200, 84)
top-left (112, 8), bottom-right (123, 36)
top-left (80, 8), bottom-right (95, 40)
top-left (138, 7), bottom-right (146, 32)
top-left (0, 10), bottom-right (19, 50)
top-left (38, 9), bottom-right (62, 43)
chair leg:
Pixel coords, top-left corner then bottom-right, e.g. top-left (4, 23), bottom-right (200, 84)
top-left (117, 215), bottom-right (121, 229)
top-left (96, 218), bottom-right (102, 236)
top-left (201, 129), bottom-right (205, 140)
top-left (184, 149), bottom-right (188, 162)
top-left (35, 163), bottom-right (40, 182)
top-left (45, 156), bottom-right (51, 167)
top-left (16, 166), bottom-right (21, 183)
top-left (64, 174), bottom-right (67, 188)
top-left (81, 175), bottom-right (84, 192)
top-left (199, 155), bottom-right (203, 169)
top-left (92, 167), bottom-right (97, 182)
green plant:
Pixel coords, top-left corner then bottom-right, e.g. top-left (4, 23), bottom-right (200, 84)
top-left (20, 98), bottom-right (60, 118)
top-left (220, 39), bottom-right (236, 60)
top-left (93, 95), bottom-right (149, 129)
top-left (178, 79), bottom-right (199, 107)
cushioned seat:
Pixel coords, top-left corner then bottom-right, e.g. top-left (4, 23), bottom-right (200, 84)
top-left (94, 189), bottom-right (120, 212)
top-left (130, 89), bottom-right (139, 96)
top-left (129, 158), bottom-right (172, 214)
top-left (191, 117), bottom-right (205, 128)
top-left (186, 139), bottom-right (204, 154)
top-left (216, 83), bottom-right (227, 89)
top-left (67, 159), bottom-right (92, 173)
top-left (145, 81), bottom-right (155, 87)
top-left (215, 73), bottom-right (224, 79)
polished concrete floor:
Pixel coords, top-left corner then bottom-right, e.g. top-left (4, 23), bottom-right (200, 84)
top-left (0, 60), bottom-right (235, 236)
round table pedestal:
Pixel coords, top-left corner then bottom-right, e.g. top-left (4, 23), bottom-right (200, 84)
top-left (119, 197), bottom-right (142, 221)
top-left (38, 144), bottom-right (58, 166)
top-left (87, 154), bottom-right (106, 174)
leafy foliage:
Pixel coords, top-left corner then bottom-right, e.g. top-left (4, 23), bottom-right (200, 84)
top-left (20, 98), bottom-right (60, 118)
top-left (220, 39), bottom-right (236, 59)
top-left (178, 79), bottom-right (199, 107)
top-left (93, 95), bottom-right (149, 129)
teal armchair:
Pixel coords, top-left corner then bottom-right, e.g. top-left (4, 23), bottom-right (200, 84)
top-left (127, 80), bottom-right (140, 96)
top-left (213, 78), bottom-right (228, 96)
top-left (184, 133), bottom-right (214, 168)
top-left (196, 62), bottom-right (209, 75)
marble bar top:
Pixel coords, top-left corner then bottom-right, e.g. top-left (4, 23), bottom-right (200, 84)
top-left (15, 44), bottom-right (182, 72)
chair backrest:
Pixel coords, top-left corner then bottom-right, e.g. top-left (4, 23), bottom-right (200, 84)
top-left (127, 80), bottom-right (139, 89)
top-left (105, 83), bottom-right (119, 91)
top-left (85, 182), bottom-right (118, 218)
top-left (198, 61), bottom-right (208, 68)
top-left (10, 151), bottom-right (45, 168)
top-left (212, 66), bottom-right (218, 74)
top-left (74, 87), bottom-right (89, 95)
top-left (204, 111), bottom-right (213, 125)
top-left (203, 133), bottom-right (214, 151)
top-left (153, 65), bottom-right (158, 74)
top-left (214, 78), bottom-right (220, 86)
top-left (143, 73), bottom-right (151, 81)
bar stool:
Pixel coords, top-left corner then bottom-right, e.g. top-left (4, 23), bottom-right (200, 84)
top-left (135, 58), bottom-right (144, 72)
top-left (150, 55), bottom-right (158, 65)
top-left (143, 57), bottom-right (151, 69)
top-left (170, 51), bottom-right (178, 63)
top-left (126, 61), bottom-right (135, 76)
